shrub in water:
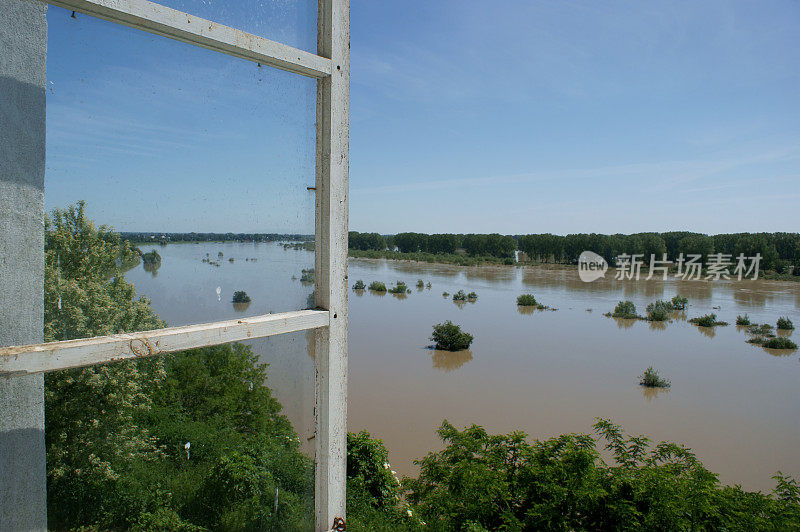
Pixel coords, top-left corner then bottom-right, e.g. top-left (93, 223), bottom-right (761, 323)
top-left (430, 321), bottom-right (474, 351)
top-left (232, 291), bottom-right (251, 303)
top-left (467, 292), bottom-right (478, 301)
top-left (369, 281), bottom-right (387, 292)
top-left (452, 290), bottom-right (467, 302)
top-left (611, 301), bottom-right (638, 319)
top-left (353, 280), bottom-right (366, 290)
top-left (442, 292), bottom-right (449, 298)
top-left (689, 313), bottom-right (727, 327)
top-left (639, 366), bottom-right (670, 388)
top-left (736, 314), bottom-right (751, 326)
top-left (388, 281), bottom-right (408, 294)
top-left (300, 268), bottom-right (315, 283)
top-left (517, 294), bottom-right (539, 306)
top-left (670, 295), bottom-right (688, 310)
top-left (646, 300), bottom-right (671, 322)
top-left (777, 317), bottom-right (794, 330)
top-left (416, 279), bottom-right (425, 288)
top-left (762, 337), bottom-right (798, 350)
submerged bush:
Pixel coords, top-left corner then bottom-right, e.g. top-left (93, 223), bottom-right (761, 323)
top-left (670, 294), bottom-right (688, 310)
top-left (141, 249), bottom-right (161, 265)
top-left (689, 313), bottom-right (728, 327)
top-left (610, 300), bottom-right (639, 319)
top-left (646, 300), bottom-right (672, 322)
top-left (368, 281), bottom-right (387, 292)
top-left (416, 279), bottom-right (425, 288)
top-left (467, 292), bottom-right (478, 301)
top-left (353, 280), bottom-right (366, 290)
top-left (452, 290), bottom-right (467, 302)
top-left (762, 337), bottom-right (798, 349)
top-left (748, 323), bottom-right (775, 336)
top-left (388, 281), bottom-right (408, 294)
top-left (517, 294), bottom-right (538, 306)
top-left (736, 314), bottom-right (751, 326)
top-left (231, 291), bottom-right (251, 303)
top-left (640, 366), bottom-right (670, 388)
top-left (777, 316), bottom-right (795, 330)
top-left (442, 292), bottom-right (449, 298)
top-left (430, 321), bottom-right (473, 351)
top-left (300, 268), bottom-right (315, 283)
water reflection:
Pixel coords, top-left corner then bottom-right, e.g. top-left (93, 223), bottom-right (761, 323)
top-left (696, 326), bottom-right (716, 339)
top-left (517, 306), bottom-right (542, 316)
top-left (391, 292), bottom-right (408, 301)
top-left (232, 301), bottom-right (252, 312)
top-left (143, 261), bottom-right (160, 277)
top-left (353, 288), bottom-right (365, 297)
top-left (453, 300), bottom-right (466, 309)
top-left (431, 349), bottom-right (473, 372)
top-left (641, 386), bottom-right (670, 402)
top-left (614, 317), bottom-right (637, 330)
top-left (648, 320), bottom-right (668, 331)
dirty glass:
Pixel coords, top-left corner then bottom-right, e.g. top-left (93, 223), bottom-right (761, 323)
top-left (42, 5), bottom-right (317, 529)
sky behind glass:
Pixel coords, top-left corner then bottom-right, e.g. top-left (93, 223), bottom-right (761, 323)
top-left (45, 0), bottom-right (799, 235)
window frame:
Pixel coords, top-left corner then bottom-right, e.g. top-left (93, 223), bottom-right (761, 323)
top-left (0, 1), bottom-right (349, 529)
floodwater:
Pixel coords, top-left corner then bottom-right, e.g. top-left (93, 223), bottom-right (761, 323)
top-left (127, 243), bottom-right (800, 492)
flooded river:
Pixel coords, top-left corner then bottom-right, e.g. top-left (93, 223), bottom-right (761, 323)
top-left (127, 242), bottom-right (800, 492)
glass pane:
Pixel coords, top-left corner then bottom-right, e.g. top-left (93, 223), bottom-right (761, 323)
top-left (43, 8), bottom-right (316, 529)
top-left (151, 0), bottom-right (316, 53)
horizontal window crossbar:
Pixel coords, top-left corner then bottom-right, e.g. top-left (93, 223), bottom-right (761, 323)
top-left (43, 0), bottom-right (333, 78)
top-left (0, 309), bottom-right (329, 376)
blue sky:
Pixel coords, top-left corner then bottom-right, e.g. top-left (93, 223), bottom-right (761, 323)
top-left (46, 1), bottom-right (799, 235)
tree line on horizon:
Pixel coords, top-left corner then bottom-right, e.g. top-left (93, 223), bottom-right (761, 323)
top-left (350, 231), bottom-right (800, 271)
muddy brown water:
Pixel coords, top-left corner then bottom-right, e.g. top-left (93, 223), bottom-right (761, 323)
top-left (128, 243), bottom-right (800, 492)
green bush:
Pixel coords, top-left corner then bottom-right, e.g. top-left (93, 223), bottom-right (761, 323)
top-left (611, 300), bottom-right (639, 319)
top-left (368, 281), bottom-right (387, 292)
top-left (300, 268), bottom-right (315, 283)
top-left (645, 300), bottom-right (672, 321)
top-left (640, 366), bottom-right (670, 388)
top-left (467, 292), bottom-right (478, 301)
top-left (517, 294), bottom-right (539, 306)
top-left (404, 419), bottom-right (800, 531)
top-left (452, 290), bottom-right (467, 302)
top-left (736, 314), bottom-right (751, 326)
top-left (777, 316), bottom-right (794, 330)
top-left (231, 290), bottom-right (251, 303)
top-left (670, 294), bottom-right (688, 310)
top-left (763, 337), bottom-right (798, 349)
top-left (748, 323), bottom-right (775, 336)
top-left (689, 313), bottom-right (728, 327)
top-left (141, 249), bottom-right (161, 265)
top-left (389, 281), bottom-right (408, 294)
top-left (353, 280), bottom-right (366, 290)
top-left (430, 321), bottom-right (473, 351)
top-left (442, 292), bottom-right (449, 298)
top-left (416, 279), bottom-right (425, 288)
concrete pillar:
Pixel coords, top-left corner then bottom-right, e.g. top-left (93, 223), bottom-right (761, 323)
top-left (0, 0), bottom-right (48, 529)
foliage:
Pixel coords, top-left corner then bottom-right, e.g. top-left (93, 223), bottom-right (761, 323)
top-left (452, 290), bottom-right (468, 302)
top-left (645, 300), bottom-right (672, 322)
top-left (369, 281), bottom-right (387, 292)
top-left (416, 279), bottom-right (425, 288)
top-left (736, 314), bottom-right (751, 326)
top-left (467, 291), bottom-right (478, 300)
top-left (404, 419), bottom-right (800, 531)
top-left (349, 231), bottom-right (387, 251)
top-left (689, 313), bottom-right (728, 327)
top-left (431, 321), bottom-right (474, 351)
top-left (141, 249), bottom-right (161, 265)
top-left (389, 281), bottom-right (409, 294)
top-left (611, 300), bottom-right (639, 319)
top-left (300, 268), bottom-right (315, 283)
top-left (777, 316), bottom-right (795, 330)
top-left (442, 292), bottom-right (449, 298)
top-left (353, 279), bottom-right (366, 290)
top-left (751, 336), bottom-right (798, 350)
top-left (748, 323), bottom-right (775, 336)
top-left (517, 294), bottom-right (539, 306)
top-left (640, 366), bottom-right (670, 388)
top-left (232, 290), bottom-right (251, 303)
top-left (670, 294), bottom-right (688, 310)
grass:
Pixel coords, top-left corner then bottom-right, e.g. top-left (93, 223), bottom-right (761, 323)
top-left (689, 313), bottom-right (728, 327)
top-left (368, 281), bottom-right (387, 292)
top-left (232, 291), bottom-right (251, 303)
top-left (736, 314), bottom-right (751, 326)
top-left (777, 317), bottom-right (794, 330)
top-left (645, 300), bottom-right (672, 322)
top-left (639, 366), bottom-right (670, 388)
top-left (452, 290), bottom-right (467, 302)
top-left (430, 321), bottom-right (474, 351)
top-left (388, 281), bottom-right (408, 294)
top-left (353, 280), bottom-right (366, 290)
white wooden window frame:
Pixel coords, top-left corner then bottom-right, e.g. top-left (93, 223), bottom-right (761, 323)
top-left (0, 0), bottom-right (349, 530)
